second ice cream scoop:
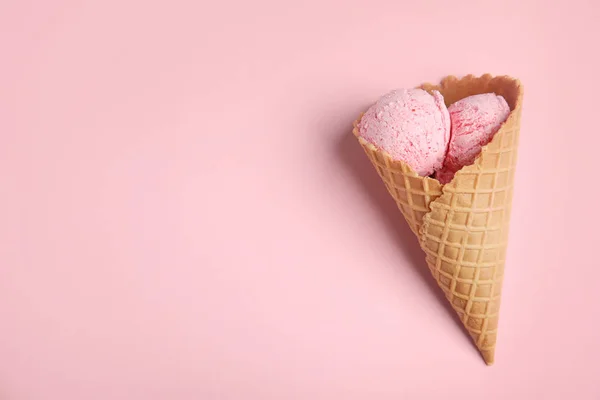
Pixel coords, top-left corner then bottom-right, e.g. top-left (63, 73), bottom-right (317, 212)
top-left (436, 93), bottom-right (510, 184)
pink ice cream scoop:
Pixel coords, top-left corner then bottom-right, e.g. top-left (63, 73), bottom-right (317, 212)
top-left (358, 88), bottom-right (451, 176)
top-left (436, 93), bottom-right (511, 184)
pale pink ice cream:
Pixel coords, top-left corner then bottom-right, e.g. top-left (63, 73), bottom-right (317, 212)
top-left (358, 88), bottom-right (451, 176)
top-left (436, 93), bottom-right (510, 184)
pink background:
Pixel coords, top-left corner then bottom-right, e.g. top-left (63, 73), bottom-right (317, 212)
top-left (1, 0), bottom-right (599, 399)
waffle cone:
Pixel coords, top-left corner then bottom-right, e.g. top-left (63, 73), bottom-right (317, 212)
top-left (353, 74), bottom-right (523, 365)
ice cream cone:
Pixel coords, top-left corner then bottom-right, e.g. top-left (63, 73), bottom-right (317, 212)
top-left (353, 74), bottom-right (523, 365)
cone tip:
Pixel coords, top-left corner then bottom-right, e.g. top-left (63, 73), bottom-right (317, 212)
top-left (482, 349), bottom-right (495, 366)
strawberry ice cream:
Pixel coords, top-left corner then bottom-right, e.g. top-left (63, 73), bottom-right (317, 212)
top-left (357, 89), bottom-right (450, 176)
top-left (436, 93), bottom-right (510, 184)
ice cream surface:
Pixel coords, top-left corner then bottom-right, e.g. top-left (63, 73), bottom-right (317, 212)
top-left (436, 93), bottom-right (510, 184)
top-left (357, 88), bottom-right (450, 176)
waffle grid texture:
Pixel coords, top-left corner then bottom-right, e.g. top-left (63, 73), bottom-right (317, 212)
top-left (353, 74), bottom-right (523, 365)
